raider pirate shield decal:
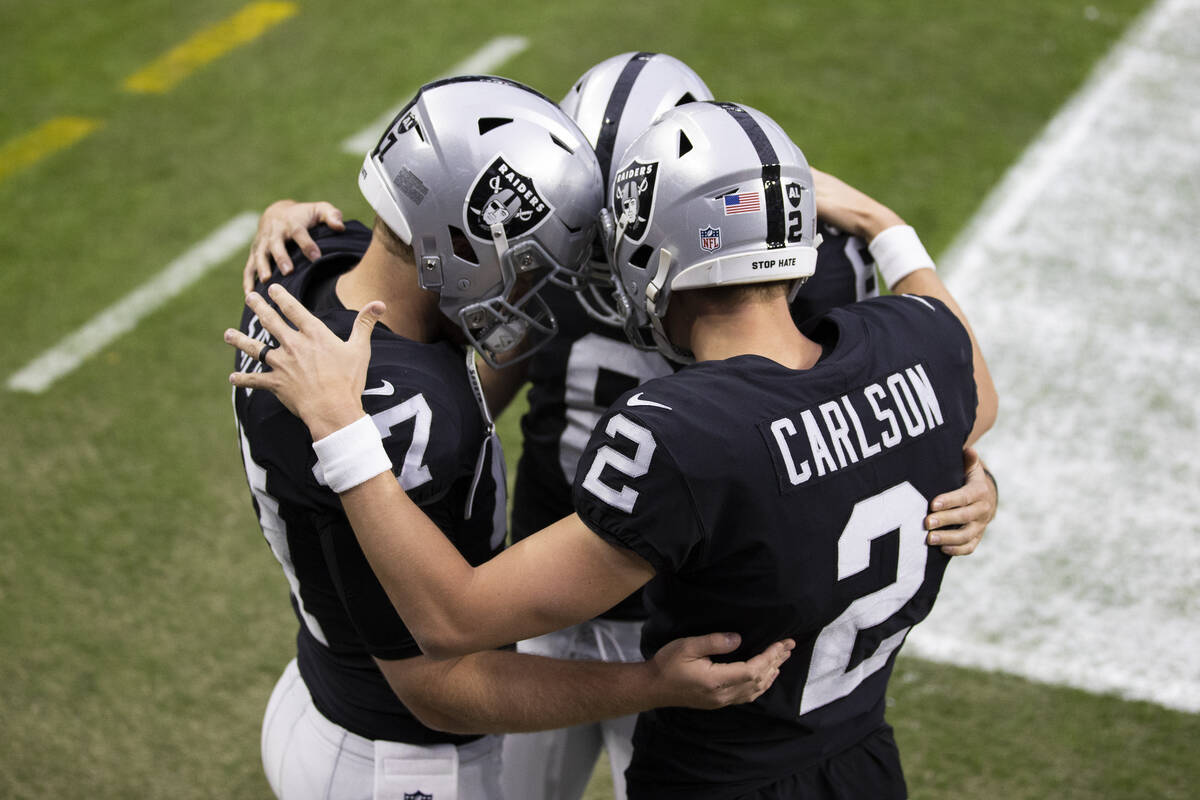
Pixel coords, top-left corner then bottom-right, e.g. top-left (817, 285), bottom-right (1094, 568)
top-left (465, 156), bottom-right (553, 240)
top-left (613, 159), bottom-right (659, 243)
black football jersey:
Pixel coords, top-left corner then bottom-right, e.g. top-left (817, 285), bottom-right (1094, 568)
top-left (511, 223), bottom-right (877, 621)
top-left (572, 295), bottom-right (976, 795)
top-left (233, 222), bottom-right (506, 744)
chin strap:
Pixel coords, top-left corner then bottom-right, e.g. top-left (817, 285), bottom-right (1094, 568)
top-left (462, 348), bottom-right (497, 520)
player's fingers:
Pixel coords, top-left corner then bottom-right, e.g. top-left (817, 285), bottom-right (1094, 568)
top-left (256, 251), bottom-right (275, 286)
top-left (348, 301), bottom-right (387, 348)
top-left (224, 328), bottom-right (272, 362)
top-left (242, 256), bottom-right (257, 295)
top-left (929, 520), bottom-right (985, 553)
top-left (268, 236), bottom-right (294, 276)
top-left (941, 537), bottom-right (982, 556)
top-left (924, 500), bottom-right (986, 531)
top-left (928, 482), bottom-right (983, 515)
top-left (316, 202), bottom-right (345, 230)
top-left (229, 368), bottom-right (277, 393)
top-left (265, 282), bottom-right (324, 335)
top-left (747, 639), bottom-right (794, 676)
top-left (244, 290), bottom-right (297, 344)
top-left (928, 518), bottom-right (982, 546)
top-left (292, 226), bottom-right (321, 262)
top-left (681, 632), bottom-right (742, 660)
top-left (930, 448), bottom-right (985, 512)
top-left (733, 640), bottom-right (791, 696)
top-left (927, 517), bottom-right (977, 544)
top-left (755, 668), bottom-right (781, 700)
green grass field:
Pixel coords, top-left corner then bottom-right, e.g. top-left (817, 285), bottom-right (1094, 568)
top-left (3, 1), bottom-right (1197, 797)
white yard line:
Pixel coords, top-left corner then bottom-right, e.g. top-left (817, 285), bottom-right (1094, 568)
top-left (907, 0), bottom-right (1200, 713)
top-left (6, 213), bottom-right (259, 393)
top-left (6, 35), bottom-right (530, 394)
top-left (339, 35), bottom-right (529, 155)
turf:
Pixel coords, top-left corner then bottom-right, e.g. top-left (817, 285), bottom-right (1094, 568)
top-left (2, 1), bottom-right (1189, 797)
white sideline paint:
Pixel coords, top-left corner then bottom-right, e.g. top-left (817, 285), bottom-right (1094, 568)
top-left (907, 0), bottom-right (1200, 713)
top-left (6, 213), bottom-right (259, 393)
top-left (339, 35), bottom-right (529, 156)
top-left (5, 36), bottom-right (528, 394)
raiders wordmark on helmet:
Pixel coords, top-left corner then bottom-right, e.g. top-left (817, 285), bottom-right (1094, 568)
top-left (465, 156), bottom-right (553, 240)
top-left (613, 159), bottom-right (659, 242)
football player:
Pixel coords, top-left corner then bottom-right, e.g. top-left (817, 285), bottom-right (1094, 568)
top-left (242, 52), bottom-right (997, 800)
top-left (226, 99), bottom-right (997, 798)
top-left (232, 77), bottom-right (794, 800)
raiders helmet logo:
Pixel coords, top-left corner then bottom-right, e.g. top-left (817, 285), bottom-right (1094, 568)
top-left (612, 160), bottom-right (659, 243)
top-left (786, 182), bottom-right (804, 208)
top-left (465, 156), bottom-right (552, 240)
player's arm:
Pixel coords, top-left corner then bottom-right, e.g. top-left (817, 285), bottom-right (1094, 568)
top-left (226, 284), bottom-right (653, 656)
top-left (376, 632), bottom-right (792, 734)
top-left (243, 199), bottom-right (346, 294)
top-left (811, 167), bottom-right (997, 446)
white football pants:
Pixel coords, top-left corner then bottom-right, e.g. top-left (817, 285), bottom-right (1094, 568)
top-left (500, 619), bottom-right (643, 800)
top-left (262, 659), bottom-right (504, 800)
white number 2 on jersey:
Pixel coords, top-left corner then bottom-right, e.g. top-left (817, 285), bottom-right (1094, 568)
top-left (581, 414), bottom-right (657, 513)
top-left (561, 333), bottom-right (672, 483)
top-left (800, 482), bottom-right (929, 714)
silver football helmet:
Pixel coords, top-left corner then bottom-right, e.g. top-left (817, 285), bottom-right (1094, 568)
top-left (358, 76), bottom-right (604, 366)
top-left (604, 101), bottom-right (820, 362)
top-left (560, 52), bottom-right (714, 326)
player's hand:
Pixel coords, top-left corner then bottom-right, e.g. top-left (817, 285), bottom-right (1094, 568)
top-left (649, 632), bottom-right (795, 709)
top-left (925, 447), bottom-right (997, 556)
top-left (810, 167), bottom-right (904, 242)
top-left (243, 200), bottom-right (345, 295)
top-left (225, 283), bottom-right (382, 439)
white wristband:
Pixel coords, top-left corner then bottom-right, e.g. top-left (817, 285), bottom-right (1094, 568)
top-left (312, 415), bottom-right (392, 493)
top-left (869, 224), bottom-right (935, 290)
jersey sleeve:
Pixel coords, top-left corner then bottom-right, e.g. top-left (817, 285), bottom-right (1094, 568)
top-left (571, 406), bottom-right (705, 575)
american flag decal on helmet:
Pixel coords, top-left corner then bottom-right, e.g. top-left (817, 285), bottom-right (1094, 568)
top-left (723, 192), bottom-right (761, 215)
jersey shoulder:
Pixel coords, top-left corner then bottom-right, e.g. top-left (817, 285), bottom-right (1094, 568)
top-left (790, 222), bottom-right (878, 323)
top-left (832, 294), bottom-right (970, 365)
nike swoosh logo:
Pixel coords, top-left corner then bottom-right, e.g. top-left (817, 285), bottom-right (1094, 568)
top-left (627, 392), bottom-right (672, 411)
top-left (363, 380), bottom-right (395, 397)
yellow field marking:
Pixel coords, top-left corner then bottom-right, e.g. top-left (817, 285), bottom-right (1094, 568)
top-left (0, 117), bottom-right (102, 182)
top-left (123, 1), bottom-right (298, 94)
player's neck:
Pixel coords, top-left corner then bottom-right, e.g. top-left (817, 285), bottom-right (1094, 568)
top-left (336, 239), bottom-right (441, 342)
top-left (682, 294), bottom-right (823, 370)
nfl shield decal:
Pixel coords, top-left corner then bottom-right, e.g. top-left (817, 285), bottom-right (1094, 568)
top-left (612, 159), bottom-right (659, 243)
top-left (699, 226), bottom-right (721, 253)
top-left (465, 156), bottom-right (553, 240)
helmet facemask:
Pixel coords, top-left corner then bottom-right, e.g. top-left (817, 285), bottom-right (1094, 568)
top-left (358, 76), bottom-right (604, 368)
